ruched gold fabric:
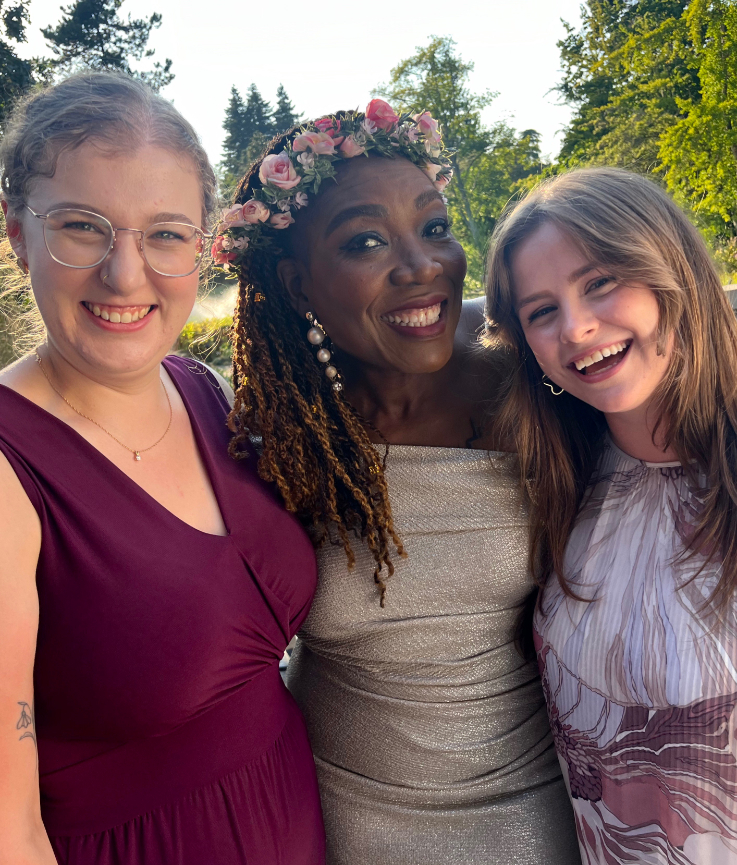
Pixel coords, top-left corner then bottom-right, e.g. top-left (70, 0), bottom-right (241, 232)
top-left (287, 446), bottom-right (580, 864)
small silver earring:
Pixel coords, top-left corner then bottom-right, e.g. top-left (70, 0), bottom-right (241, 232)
top-left (306, 311), bottom-right (343, 392)
top-left (542, 374), bottom-right (564, 396)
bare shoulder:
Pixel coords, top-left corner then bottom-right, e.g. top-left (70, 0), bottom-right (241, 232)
top-left (454, 296), bottom-right (487, 352)
top-left (203, 364), bottom-right (234, 408)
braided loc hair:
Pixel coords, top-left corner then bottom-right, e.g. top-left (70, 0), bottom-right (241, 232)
top-left (227, 128), bottom-right (405, 606)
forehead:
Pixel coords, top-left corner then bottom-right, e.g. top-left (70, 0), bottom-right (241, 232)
top-left (311, 155), bottom-right (436, 219)
top-left (511, 222), bottom-right (592, 288)
top-left (28, 141), bottom-right (203, 223)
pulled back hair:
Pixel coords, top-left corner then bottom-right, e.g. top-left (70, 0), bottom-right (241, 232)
top-left (1, 70), bottom-right (217, 224)
top-left (228, 128), bottom-right (405, 606)
top-left (486, 167), bottom-right (737, 611)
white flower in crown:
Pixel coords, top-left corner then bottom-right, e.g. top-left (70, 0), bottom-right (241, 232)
top-left (297, 152), bottom-right (315, 169)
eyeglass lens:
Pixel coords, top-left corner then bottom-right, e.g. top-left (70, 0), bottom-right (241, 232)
top-left (43, 210), bottom-right (204, 277)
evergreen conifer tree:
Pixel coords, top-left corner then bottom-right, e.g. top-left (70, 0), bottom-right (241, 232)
top-left (42, 0), bottom-right (173, 91)
top-left (272, 84), bottom-right (300, 133)
top-left (221, 86), bottom-right (248, 177)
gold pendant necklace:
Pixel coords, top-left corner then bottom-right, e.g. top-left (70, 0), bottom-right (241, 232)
top-left (35, 348), bottom-right (173, 462)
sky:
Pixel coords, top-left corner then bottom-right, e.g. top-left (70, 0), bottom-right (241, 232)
top-left (16, 0), bottom-right (584, 168)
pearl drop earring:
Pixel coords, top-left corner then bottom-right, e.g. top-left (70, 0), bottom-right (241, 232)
top-left (306, 312), bottom-right (343, 392)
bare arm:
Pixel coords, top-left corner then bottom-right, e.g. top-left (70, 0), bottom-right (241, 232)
top-left (0, 453), bottom-right (56, 864)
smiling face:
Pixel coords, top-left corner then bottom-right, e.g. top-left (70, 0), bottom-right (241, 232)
top-left (9, 141), bottom-right (204, 380)
top-left (511, 222), bottom-right (672, 421)
top-left (279, 155), bottom-right (466, 376)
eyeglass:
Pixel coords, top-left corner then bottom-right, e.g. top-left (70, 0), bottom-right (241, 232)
top-left (25, 205), bottom-right (213, 278)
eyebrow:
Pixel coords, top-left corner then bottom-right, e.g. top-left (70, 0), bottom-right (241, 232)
top-left (415, 189), bottom-right (444, 211)
top-left (324, 204), bottom-right (389, 238)
top-left (515, 264), bottom-right (599, 311)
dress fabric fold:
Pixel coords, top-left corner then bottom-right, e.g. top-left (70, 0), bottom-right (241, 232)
top-left (288, 445), bottom-right (579, 865)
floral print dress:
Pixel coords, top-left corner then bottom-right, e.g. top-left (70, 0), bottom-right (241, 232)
top-left (535, 439), bottom-right (737, 864)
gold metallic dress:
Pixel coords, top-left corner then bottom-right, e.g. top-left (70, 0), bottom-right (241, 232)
top-left (287, 446), bottom-right (580, 864)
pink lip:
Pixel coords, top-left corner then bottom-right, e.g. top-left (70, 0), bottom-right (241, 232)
top-left (566, 339), bottom-right (632, 367)
top-left (383, 294), bottom-right (448, 315)
top-left (81, 302), bottom-right (156, 333)
top-left (568, 342), bottom-right (631, 383)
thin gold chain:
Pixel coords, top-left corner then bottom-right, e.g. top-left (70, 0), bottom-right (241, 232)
top-left (34, 348), bottom-right (173, 462)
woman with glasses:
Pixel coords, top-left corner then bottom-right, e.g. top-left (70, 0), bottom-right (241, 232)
top-left (0, 72), bottom-right (325, 864)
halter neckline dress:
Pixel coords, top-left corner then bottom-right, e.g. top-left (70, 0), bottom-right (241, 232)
top-left (0, 355), bottom-right (325, 865)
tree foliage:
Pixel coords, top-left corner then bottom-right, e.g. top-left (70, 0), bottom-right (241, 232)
top-left (0, 0), bottom-right (33, 122)
top-left (220, 83), bottom-right (299, 196)
top-left (377, 36), bottom-right (545, 292)
top-left (660, 0), bottom-right (737, 246)
top-left (558, 0), bottom-right (737, 273)
top-left (42, 0), bottom-right (173, 91)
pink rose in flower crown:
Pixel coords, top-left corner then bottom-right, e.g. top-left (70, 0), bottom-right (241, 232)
top-left (219, 203), bottom-right (247, 229)
top-left (413, 111), bottom-right (442, 144)
top-left (314, 117), bottom-right (345, 146)
top-left (365, 99), bottom-right (399, 131)
top-left (241, 199), bottom-right (271, 224)
top-left (293, 132), bottom-right (336, 155)
top-left (270, 212), bottom-right (295, 229)
top-left (434, 171), bottom-right (452, 192)
top-left (211, 235), bottom-right (237, 265)
top-left (259, 151), bottom-right (300, 189)
top-left (340, 135), bottom-right (366, 158)
top-left (423, 162), bottom-right (443, 182)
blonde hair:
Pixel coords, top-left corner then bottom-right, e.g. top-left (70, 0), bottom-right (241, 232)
top-left (486, 167), bottom-right (737, 609)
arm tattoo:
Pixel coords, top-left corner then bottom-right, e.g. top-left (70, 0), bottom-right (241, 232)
top-left (16, 701), bottom-right (36, 746)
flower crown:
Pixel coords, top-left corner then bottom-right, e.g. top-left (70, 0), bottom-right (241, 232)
top-left (212, 99), bottom-right (453, 274)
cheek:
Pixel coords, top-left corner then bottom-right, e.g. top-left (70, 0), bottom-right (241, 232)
top-left (520, 323), bottom-right (555, 368)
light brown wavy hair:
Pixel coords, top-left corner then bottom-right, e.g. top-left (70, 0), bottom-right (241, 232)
top-left (228, 128), bottom-right (405, 606)
top-left (485, 166), bottom-right (737, 610)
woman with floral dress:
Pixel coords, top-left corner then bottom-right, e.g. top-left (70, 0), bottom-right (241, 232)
top-left (486, 166), bottom-right (737, 864)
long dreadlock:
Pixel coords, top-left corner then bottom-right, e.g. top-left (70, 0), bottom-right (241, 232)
top-left (228, 128), bottom-right (405, 606)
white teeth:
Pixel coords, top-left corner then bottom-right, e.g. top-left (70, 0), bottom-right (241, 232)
top-left (85, 302), bottom-right (151, 322)
top-left (380, 302), bottom-right (442, 328)
top-left (573, 341), bottom-right (628, 372)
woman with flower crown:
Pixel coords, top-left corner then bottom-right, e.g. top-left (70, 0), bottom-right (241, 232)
top-left (214, 100), bottom-right (579, 864)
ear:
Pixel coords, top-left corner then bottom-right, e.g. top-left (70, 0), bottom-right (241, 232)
top-left (2, 200), bottom-right (28, 266)
top-left (276, 257), bottom-right (312, 318)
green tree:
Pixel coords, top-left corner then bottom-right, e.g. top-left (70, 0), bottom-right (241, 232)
top-left (220, 83), bottom-right (301, 196)
top-left (377, 35), bottom-right (544, 292)
top-left (660, 0), bottom-right (737, 251)
top-left (557, 0), bottom-right (697, 171)
top-left (42, 0), bottom-right (173, 91)
top-left (0, 0), bottom-right (33, 122)
top-left (221, 86), bottom-right (249, 183)
top-left (272, 83), bottom-right (300, 133)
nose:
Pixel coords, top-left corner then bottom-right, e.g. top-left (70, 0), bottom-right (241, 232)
top-left (101, 230), bottom-right (148, 294)
top-left (390, 238), bottom-right (443, 287)
top-left (558, 297), bottom-right (598, 345)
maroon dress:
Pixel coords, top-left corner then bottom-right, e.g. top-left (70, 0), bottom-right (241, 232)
top-left (0, 356), bottom-right (325, 865)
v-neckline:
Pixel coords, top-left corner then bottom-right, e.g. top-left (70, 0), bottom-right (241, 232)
top-left (0, 357), bottom-right (232, 539)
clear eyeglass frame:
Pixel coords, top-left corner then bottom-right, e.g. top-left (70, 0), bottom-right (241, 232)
top-left (25, 205), bottom-right (213, 278)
